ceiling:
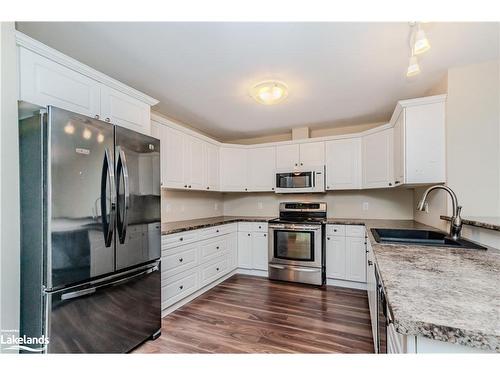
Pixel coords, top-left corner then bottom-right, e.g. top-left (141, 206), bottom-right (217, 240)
top-left (16, 22), bottom-right (499, 141)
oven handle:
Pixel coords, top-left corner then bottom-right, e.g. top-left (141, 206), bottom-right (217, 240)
top-left (268, 224), bottom-right (322, 231)
top-left (269, 264), bottom-right (320, 273)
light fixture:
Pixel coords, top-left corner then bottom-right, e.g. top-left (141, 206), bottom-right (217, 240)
top-left (97, 133), bottom-right (104, 143)
top-left (406, 55), bottom-right (421, 77)
top-left (64, 123), bottom-right (75, 135)
top-left (83, 128), bottom-right (92, 140)
top-left (250, 80), bottom-right (288, 105)
top-left (413, 28), bottom-right (431, 55)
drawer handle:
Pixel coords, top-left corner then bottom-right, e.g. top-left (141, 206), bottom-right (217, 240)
top-left (179, 258), bottom-right (183, 263)
top-left (179, 285), bottom-right (183, 290)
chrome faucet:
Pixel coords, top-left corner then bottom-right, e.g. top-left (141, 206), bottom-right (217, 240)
top-left (417, 185), bottom-right (463, 240)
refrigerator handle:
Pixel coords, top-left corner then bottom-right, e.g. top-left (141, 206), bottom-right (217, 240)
top-left (117, 147), bottom-right (130, 244)
top-left (101, 148), bottom-right (116, 247)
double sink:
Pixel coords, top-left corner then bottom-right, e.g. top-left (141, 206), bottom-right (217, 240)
top-left (371, 228), bottom-right (487, 250)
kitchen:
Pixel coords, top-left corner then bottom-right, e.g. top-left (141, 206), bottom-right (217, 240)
top-left (0, 7), bottom-right (499, 372)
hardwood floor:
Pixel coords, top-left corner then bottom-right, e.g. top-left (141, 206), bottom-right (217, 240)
top-left (134, 274), bottom-right (374, 354)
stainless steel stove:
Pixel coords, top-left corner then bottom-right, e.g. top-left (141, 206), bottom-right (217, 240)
top-left (268, 202), bottom-right (326, 286)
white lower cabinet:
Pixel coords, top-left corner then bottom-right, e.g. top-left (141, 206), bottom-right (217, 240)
top-left (161, 268), bottom-right (199, 310)
top-left (325, 225), bottom-right (367, 286)
top-left (237, 223), bottom-right (269, 271)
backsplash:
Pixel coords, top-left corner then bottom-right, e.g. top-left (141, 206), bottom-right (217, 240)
top-left (162, 189), bottom-right (224, 222)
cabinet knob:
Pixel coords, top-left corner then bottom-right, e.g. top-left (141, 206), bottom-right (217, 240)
top-left (388, 182), bottom-right (392, 186)
top-left (207, 186), bottom-right (210, 190)
top-left (295, 163), bottom-right (298, 167)
top-left (395, 181), bottom-right (400, 184)
top-left (188, 185), bottom-right (192, 188)
top-left (327, 237), bottom-right (330, 240)
top-left (184, 185), bottom-right (188, 188)
top-left (258, 226), bottom-right (261, 229)
top-left (94, 114), bottom-right (100, 120)
top-left (216, 267), bottom-right (220, 271)
top-left (247, 233), bottom-right (251, 237)
top-left (264, 234), bottom-right (267, 237)
top-left (179, 285), bottom-right (183, 290)
top-left (245, 188), bottom-right (248, 191)
top-left (333, 229), bottom-right (337, 232)
top-left (271, 187), bottom-right (275, 191)
top-left (105, 117), bottom-right (110, 122)
top-left (179, 258), bottom-right (183, 262)
top-left (300, 163), bottom-right (303, 166)
top-left (216, 246), bottom-right (219, 250)
top-left (327, 186), bottom-right (330, 189)
top-left (368, 260), bottom-right (373, 266)
top-left (179, 237), bottom-right (183, 241)
top-left (216, 229), bottom-right (219, 233)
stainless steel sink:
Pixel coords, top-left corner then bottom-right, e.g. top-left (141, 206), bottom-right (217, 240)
top-left (370, 228), bottom-right (487, 250)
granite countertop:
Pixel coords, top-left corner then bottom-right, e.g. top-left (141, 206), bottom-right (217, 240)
top-left (161, 216), bottom-right (275, 235)
top-left (362, 219), bottom-right (500, 352)
top-left (441, 215), bottom-right (500, 232)
top-left (161, 215), bottom-right (500, 351)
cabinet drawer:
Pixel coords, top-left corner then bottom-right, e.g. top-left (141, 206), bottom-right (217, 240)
top-left (346, 225), bottom-right (365, 238)
top-left (199, 257), bottom-right (229, 287)
top-left (161, 269), bottom-right (198, 309)
top-left (251, 222), bottom-right (268, 232)
top-left (238, 222), bottom-right (253, 232)
top-left (162, 245), bottom-right (198, 278)
top-left (199, 237), bottom-right (228, 263)
top-left (198, 224), bottom-right (236, 240)
top-left (326, 225), bottom-right (346, 236)
top-left (162, 231), bottom-right (199, 249)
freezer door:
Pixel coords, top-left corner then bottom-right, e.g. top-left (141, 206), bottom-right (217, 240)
top-left (45, 263), bottom-right (161, 353)
top-left (115, 126), bottom-right (161, 271)
top-left (47, 107), bottom-right (116, 289)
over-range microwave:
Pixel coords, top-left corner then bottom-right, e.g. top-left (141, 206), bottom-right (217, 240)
top-left (275, 166), bottom-right (325, 193)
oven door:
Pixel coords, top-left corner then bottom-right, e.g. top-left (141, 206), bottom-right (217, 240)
top-left (268, 224), bottom-right (322, 268)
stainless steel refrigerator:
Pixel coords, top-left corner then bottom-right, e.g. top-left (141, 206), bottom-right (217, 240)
top-left (19, 106), bottom-right (161, 353)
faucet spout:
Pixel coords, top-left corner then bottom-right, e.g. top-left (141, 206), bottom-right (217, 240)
top-left (416, 185), bottom-right (462, 240)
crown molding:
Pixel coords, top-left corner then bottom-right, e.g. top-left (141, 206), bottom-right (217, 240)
top-left (15, 31), bottom-right (159, 106)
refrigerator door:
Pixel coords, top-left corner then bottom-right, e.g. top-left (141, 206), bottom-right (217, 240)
top-left (115, 126), bottom-right (161, 271)
top-left (45, 262), bottom-right (161, 353)
top-left (47, 107), bottom-right (116, 290)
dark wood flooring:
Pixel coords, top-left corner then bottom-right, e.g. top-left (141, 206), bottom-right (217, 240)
top-left (134, 274), bottom-right (374, 353)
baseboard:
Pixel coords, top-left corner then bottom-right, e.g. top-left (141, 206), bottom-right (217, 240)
top-left (326, 278), bottom-right (367, 290)
top-left (236, 268), bottom-right (269, 277)
top-left (161, 269), bottom-right (237, 317)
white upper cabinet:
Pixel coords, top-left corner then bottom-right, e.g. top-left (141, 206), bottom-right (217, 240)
top-left (362, 127), bottom-right (394, 189)
top-left (164, 126), bottom-right (185, 189)
top-left (100, 85), bottom-right (151, 135)
top-left (299, 142), bottom-right (325, 167)
top-left (204, 142), bottom-right (219, 191)
top-left (247, 146), bottom-right (276, 192)
top-left (17, 33), bottom-right (157, 135)
top-left (150, 120), bottom-right (167, 187)
top-left (19, 47), bottom-right (101, 118)
top-left (325, 138), bottom-right (361, 190)
top-left (276, 144), bottom-right (300, 169)
top-left (392, 96), bottom-right (446, 185)
top-left (220, 147), bottom-right (248, 192)
top-left (183, 135), bottom-right (205, 190)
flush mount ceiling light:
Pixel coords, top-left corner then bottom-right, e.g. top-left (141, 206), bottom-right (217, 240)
top-left (250, 81), bottom-right (288, 105)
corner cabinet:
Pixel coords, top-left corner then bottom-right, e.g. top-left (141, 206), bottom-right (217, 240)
top-left (325, 138), bottom-right (361, 190)
top-left (17, 33), bottom-right (157, 135)
top-left (247, 146), bottom-right (276, 192)
top-left (362, 127), bottom-right (394, 189)
top-left (219, 147), bottom-right (249, 192)
top-left (391, 95), bottom-right (446, 186)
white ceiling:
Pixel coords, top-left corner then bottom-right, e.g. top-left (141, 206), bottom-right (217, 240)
top-left (17, 22), bottom-right (499, 141)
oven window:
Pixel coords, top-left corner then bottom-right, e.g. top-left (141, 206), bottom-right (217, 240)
top-left (274, 230), bottom-right (314, 261)
top-left (276, 172), bottom-right (313, 189)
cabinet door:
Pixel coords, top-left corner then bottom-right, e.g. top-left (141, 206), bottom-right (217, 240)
top-left (19, 47), bottom-right (101, 118)
top-left (247, 146), bottom-right (276, 192)
top-left (325, 138), bottom-right (361, 190)
top-left (325, 235), bottom-right (346, 279)
top-left (100, 85), bottom-right (151, 135)
top-left (237, 232), bottom-right (253, 269)
top-left (366, 244), bottom-right (378, 351)
top-left (346, 237), bottom-right (366, 282)
top-left (151, 121), bottom-right (167, 187)
top-left (362, 128), bottom-right (394, 189)
top-left (164, 126), bottom-right (185, 189)
top-left (220, 147), bottom-right (248, 191)
top-left (204, 142), bottom-right (219, 191)
top-left (251, 232), bottom-right (269, 271)
top-left (393, 110), bottom-right (405, 185)
top-left (276, 144), bottom-right (300, 169)
top-left (183, 135), bottom-right (205, 190)
top-left (299, 142), bottom-right (325, 167)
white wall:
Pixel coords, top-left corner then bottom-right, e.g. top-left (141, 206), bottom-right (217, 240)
top-left (0, 22), bottom-right (20, 352)
top-left (162, 189), bottom-right (224, 222)
top-left (223, 189), bottom-right (414, 219)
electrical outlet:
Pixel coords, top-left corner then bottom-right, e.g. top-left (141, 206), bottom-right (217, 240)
top-left (258, 202), bottom-right (263, 210)
top-left (362, 202), bottom-right (369, 211)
